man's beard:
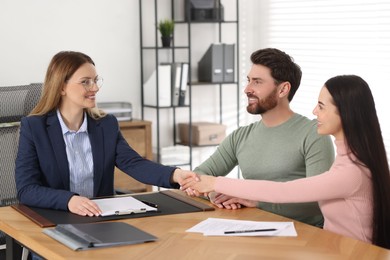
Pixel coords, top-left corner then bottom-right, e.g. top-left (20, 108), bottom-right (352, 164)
top-left (246, 88), bottom-right (278, 115)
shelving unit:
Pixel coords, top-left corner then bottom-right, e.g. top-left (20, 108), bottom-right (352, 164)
top-left (139, 0), bottom-right (239, 169)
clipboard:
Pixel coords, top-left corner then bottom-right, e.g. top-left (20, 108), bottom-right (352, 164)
top-left (91, 196), bottom-right (158, 217)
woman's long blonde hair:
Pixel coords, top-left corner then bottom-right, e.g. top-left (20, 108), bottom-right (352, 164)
top-left (30, 51), bottom-right (105, 119)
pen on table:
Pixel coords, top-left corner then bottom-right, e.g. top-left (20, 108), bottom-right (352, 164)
top-left (140, 200), bottom-right (158, 208)
top-left (224, 228), bottom-right (277, 234)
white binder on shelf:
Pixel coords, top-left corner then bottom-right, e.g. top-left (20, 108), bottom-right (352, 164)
top-left (178, 63), bottom-right (189, 106)
top-left (171, 62), bottom-right (182, 106)
top-left (144, 64), bottom-right (172, 107)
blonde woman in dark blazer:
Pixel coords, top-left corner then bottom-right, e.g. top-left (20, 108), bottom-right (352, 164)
top-left (15, 51), bottom-right (196, 217)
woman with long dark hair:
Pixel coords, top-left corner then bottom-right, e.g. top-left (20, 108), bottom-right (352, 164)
top-left (183, 75), bottom-right (390, 248)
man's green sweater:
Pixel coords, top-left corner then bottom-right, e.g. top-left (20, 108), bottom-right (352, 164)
top-left (194, 113), bottom-right (335, 227)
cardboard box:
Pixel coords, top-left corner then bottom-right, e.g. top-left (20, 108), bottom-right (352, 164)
top-left (179, 122), bottom-right (226, 145)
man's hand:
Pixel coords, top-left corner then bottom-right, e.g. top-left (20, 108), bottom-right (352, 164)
top-left (68, 195), bottom-right (102, 216)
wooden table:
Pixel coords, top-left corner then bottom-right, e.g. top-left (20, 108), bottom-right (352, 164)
top-left (1, 193), bottom-right (390, 260)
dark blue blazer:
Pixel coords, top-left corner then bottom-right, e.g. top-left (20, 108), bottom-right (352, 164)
top-left (15, 112), bottom-right (177, 210)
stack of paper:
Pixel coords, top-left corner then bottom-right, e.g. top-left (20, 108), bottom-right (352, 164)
top-left (186, 218), bottom-right (297, 237)
top-left (158, 145), bottom-right (190, 165)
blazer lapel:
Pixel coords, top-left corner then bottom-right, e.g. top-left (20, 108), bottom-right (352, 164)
top-left (87, 116), bottom-right (104, 197)
top-left (46, 112), bottom-right (70, 189)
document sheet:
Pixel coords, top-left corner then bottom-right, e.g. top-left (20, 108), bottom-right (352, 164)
top-left (186, 218), bottom-right (297, 236)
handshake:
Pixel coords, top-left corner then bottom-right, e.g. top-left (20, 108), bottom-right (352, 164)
top-left (175, 170), bottom-right (257, 209)
top-left (178, 171), bottom-right (217, 195)
top-left (173, 169), bottom-right (215, 194)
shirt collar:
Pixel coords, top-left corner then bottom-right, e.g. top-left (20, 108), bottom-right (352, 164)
top-left (56, 109), bottom-right (88, 134)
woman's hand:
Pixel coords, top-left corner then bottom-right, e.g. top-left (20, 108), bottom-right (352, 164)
top-left (211, 192), bottom-right (258, 209)
top-left (68, 195), bottom-right (102, 217)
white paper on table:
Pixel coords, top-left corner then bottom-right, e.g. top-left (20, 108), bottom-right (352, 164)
top-left (186, 218), bottom-right (297, 237)
top-left (92, 196), bottom-right (157, 217)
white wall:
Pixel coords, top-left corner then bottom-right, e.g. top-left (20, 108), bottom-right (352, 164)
top-left (0, 0), bottom-right (142, 118)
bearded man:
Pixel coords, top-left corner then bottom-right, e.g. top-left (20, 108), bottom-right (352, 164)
top-left (193, 48), bottom-right (335, 227)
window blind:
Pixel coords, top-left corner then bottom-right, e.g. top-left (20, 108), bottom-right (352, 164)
top-left (257, 0), bottom-right (390, 159)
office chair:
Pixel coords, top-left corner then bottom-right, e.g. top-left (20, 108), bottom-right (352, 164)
top-left (0, 83), bottom-right (42, 259)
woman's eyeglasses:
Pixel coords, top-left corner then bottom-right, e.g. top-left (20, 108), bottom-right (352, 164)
top-left (68, 77), bottom-right (104, 91)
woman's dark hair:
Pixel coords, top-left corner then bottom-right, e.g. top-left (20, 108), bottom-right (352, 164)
top-left (250, 48), bottom-right (302, 101)
top-left (325, 75), bottom-right (390, 249)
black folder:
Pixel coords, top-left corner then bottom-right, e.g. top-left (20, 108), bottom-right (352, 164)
top-left (43, 222), bottom-right (157, 251)
top-left (12, 190), bottom-right (214, 227)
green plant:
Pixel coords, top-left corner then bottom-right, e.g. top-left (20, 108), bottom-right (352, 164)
top-left (158, 19), bottom-right (174, 37)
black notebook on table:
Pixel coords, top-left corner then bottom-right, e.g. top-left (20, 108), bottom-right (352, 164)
top-left (43, 222), bottom-right (157, 251)
top-left (12, 190), bottom-right (214, 227)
